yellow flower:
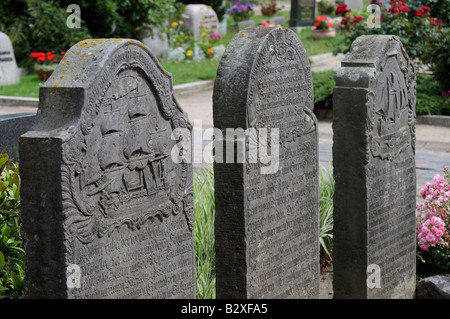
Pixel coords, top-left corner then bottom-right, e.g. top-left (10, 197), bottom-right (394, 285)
top-left (186, 50), bottom-right (193, 57)
top-left (179, 20), bottom-right (184, 25)
top-left (207, 48), bottom-right (214, 54)
top-left (169, 28), bottom-right (173, 32)
top-left (171, 22), bottom-right (178, 27)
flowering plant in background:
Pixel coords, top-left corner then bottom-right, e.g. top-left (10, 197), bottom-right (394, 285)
top-left (314, 16), bottom-right (333, 30)
top-left (260, 0), bottom-right (284, 13)
top-left (416, 169), bottom-right (450, 275)
top-left (163, 25), bottom-right (225, 63)
top-left (335, 3), bottom-right (351, 17)
top-left (416, 169), bottom-right (450, 251)
top-left (30, 51), bottom-right (65, 71)
top-left (227, 1), bottom-right (254, 22)
top-left (333, 0), bottom-right (445, 65)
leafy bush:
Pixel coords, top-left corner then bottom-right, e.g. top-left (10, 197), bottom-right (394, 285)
top-left (416, 75), bottom-right (450, 115)
top-left (0, 0), bottom-right (91, 68)
top-left (0, 0), bottom-right (180, 68)
top-left (333, 1), bottom-right (444, 63)
top-left (422, 28), bottom-right (450, 91)
top-left (193, 166), bottom-right (215, 299)
top-left (319, 161), bottom-right (334, 266)
top-left (312, 70), bottom-right (335, 109)
top-left (0, 153), bottom-right (24, 299)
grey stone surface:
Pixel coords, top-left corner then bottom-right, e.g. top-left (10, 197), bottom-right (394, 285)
top-left (182, 4), bottom-right (220, 38)
top-left (289, 0), bottom-right (316, 27)
top-left (19, 39), bottom-right (195, 299)
top-left (139, 25), bottom-right (168, 57)
top-left (237, 20), bottom-right (256, 30)
top-left (213, 26), bottom-right (319, 299)
top-left (0, 32), bottom-right (20, 85)
top-left (344, 0), bottom-right (363, 11)
top-left (416, 276), bottom-right (450, 299)
top-left (333, 35), bottom-right (417, 299)
top-left (0, 113), bottom-right (35, 162)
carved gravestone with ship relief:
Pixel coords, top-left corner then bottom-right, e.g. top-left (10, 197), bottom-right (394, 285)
top-left (213, 27), bottom-right (319, 299)
top-left (19, 39), bottom-right (195, 299)
top-left (333, 35), bottom-right (416, 299)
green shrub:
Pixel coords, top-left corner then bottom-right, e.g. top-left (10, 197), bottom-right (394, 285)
top-left (319, 161), bottom-right (334, 266)
top-left (1, 0), bottom-right (180, 68)
top-left (333, 0), bottom-right (444, 64)
top-left (0, 153), bottom-right (24, 299)
top-left (0, 0), bottom-right (92, 68)
top-left (422, 28), bottom-right (450, 91)
top-left (416, 75), bottom-right (450, 115)
top-left (312, 70), bottom-right (335, 109)
top-left (193, 166), bottom-right (215, 299)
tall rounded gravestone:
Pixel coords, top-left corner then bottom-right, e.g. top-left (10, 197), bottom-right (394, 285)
top-left (20, 39), bottom-right (195, 299)
top-left (213, 27), bottom-right (319, 299)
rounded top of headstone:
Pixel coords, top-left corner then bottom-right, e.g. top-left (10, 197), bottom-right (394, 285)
top-left (213, 27), bottom-right (312, 129)
top-left (43, 38), bottom-right (171, 90)
top-left (341, 35), bottom-right (410, 68)
top-left (32, 38), bottom-right (183, 135)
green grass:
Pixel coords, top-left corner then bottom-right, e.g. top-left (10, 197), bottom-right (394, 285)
top-left (0, 74), bottom-right (42, 98)
top-left (193, 166), bottom-right (216, 299)
top-left (193, 162), bottom-right (335, 298)
top-left (160, 59), bottom-right (220, 86)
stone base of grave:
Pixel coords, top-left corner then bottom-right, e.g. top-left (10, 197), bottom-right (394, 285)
top-left (416, 276), bottom-right (450, 299)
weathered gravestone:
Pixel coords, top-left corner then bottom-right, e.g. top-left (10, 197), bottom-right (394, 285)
top-left (289, 0), bottom-right (316, 27)
top-left (213, 26), bottom-right (319, 299)
top-left (0, 32), bottom-right (20, 85)
top-left (182, 4), bottom-right (220, 38)
top-left (333, 35), bottom-right (416, 299)
top-left (0, 113), bottom-right (36, 162)
top-left (19, 39), bottom-right (195, 299)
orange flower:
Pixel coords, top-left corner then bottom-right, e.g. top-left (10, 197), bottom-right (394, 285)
top-left (207, 48), bottom-right (214, 54)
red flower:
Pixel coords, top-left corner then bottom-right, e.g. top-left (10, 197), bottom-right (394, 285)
top-left (335, 3), bottom-right (351, 17)
top-left (36, 56), bottom-right (45, 62)
top-left (341, 18), bottom-right (349, 25)
top-left (352, 16), bottom-right (364, 23)
top-left (421, 5), bottom-right (430, 13)
top-left (415, 9), bottom-right (425, 17)
top-left (30, 52), bottom-right (43, 59)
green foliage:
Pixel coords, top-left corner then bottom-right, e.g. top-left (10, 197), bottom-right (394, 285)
top-left (422, 28), bottom-right (450, 91)
top-left (193, 166), bottom-right (215, 299)
top-left (0, 153), bottom-right (24, 299)
top-left (417, 244), bottom-right (450, 278)
top-left (312, 71), bottom-right (335, 109)
top-left (0, 0), bottom-right (180, 68)
top-left (416, 75), bottom-right (450, 115)
top-left (319, 161), bottom-right (334, 266)
top-left (333, 0), bottom-right (444, 64)
top-left (0, 0), bottom-right (92, 68)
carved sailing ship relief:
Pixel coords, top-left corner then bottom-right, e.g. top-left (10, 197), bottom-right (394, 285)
top-left (62, 44), bottom-right (193, 246)
top-left (367, 39), bottom-right (416, 162)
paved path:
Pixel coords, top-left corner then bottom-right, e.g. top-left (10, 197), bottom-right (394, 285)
top-left (175, 86), bottom-right (450, 202)
top-left (1, 85), bottom-right (449, 201)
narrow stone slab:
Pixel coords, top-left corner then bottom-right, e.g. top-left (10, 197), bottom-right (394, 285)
top-left (19, 39), bottom-right (195, 299)
top-left (213, 26), bottom-right (319, 299)
top-left (333, 35), bottom-right (417, 299)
